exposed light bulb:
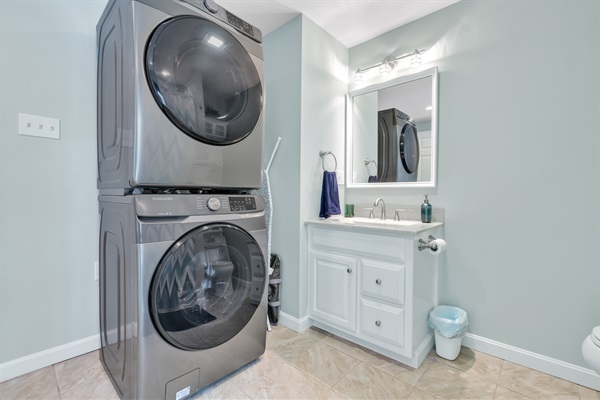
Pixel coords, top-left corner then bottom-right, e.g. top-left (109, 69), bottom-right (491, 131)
top-left (353, 69), bottom-right (364, 83)
top-left (379, 56), bottom-right (397, 76)
top-left (379, 63), bottom-right (392, 75)
top-left (410, 49), bottom-right (422, 67)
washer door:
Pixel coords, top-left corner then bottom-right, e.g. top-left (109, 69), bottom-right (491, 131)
top-left (150, 223), bottom-right (265, 350)
top-left (399, 123), bottom-right (420, 174)
top-left (146, 16), bottom-right (263, 145)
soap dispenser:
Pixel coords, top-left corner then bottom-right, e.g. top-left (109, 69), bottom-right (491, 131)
top-left (421, 195), bottom-right (432, 223)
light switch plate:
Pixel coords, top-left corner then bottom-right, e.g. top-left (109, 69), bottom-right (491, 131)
top-left (19, 113), bottom-right (60, 139)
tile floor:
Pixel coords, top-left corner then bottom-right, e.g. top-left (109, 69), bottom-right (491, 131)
top-left (1, 325), bottom-right (599, 399)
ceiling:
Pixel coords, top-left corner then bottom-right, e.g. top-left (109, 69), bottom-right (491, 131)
top-left (217, 0), bottom-right (459, 48)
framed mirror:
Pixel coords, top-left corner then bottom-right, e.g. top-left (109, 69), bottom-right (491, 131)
top-left (346, 67), bottom-right (438, 188)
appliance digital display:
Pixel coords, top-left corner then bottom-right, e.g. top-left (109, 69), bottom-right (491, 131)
top-left (229, 197), bottom-right (256, 211)
top-left (226, 11), bottom-right (254, 36)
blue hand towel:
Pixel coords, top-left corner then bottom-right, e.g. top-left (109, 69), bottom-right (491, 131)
top-left (368, 175), bottom-right (378, 182)
top-left (319, 171), bottom-right (341, 219)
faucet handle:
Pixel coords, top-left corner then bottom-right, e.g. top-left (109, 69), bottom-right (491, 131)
top-left (365, 207), bottom-right (374, 219)
top-left (394, 209), bottom-right (405, 221)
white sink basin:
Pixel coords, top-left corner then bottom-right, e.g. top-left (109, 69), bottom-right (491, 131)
top-left (331, 217), bottom-right (420, 226)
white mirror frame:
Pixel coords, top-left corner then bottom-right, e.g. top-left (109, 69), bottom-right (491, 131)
top-left (346, 66), bottom-right (438, 189)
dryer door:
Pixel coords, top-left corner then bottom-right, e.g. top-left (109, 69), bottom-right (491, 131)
top-left (146, 16), bottom-right (262, 145)
top-left (399, 123), bottom-right (420, 175)
top-left (150, 223), bottom-right (266, 350)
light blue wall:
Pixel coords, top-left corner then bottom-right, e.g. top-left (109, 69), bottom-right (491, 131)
top-left (264, 15), bottom-right (347, 321)
top-left (347, 1), bottom-right (599, 367)
top-left (298, 15), bottom-right (348, 318)
top-left (0, 1), bottom-right (107, 364)
top-left (264, 16), bottom-right (303, 317)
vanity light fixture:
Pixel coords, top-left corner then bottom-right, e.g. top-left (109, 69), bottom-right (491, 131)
top-left (353, 48), bottom-right (426, 83)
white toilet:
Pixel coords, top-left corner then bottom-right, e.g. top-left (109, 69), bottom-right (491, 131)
top-left (582, 326), bottom-right (600, 374)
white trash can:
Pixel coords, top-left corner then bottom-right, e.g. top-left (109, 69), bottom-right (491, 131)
top-left (428, 305), bottom-right (469, 361)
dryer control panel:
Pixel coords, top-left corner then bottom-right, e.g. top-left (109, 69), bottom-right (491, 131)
top-left (180, 0), bottom-right (262, 42)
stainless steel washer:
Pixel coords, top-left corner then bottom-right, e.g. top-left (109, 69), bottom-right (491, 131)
top-left (97, 0), bottom-right (265, 191)
top-left (99, 194), bottom-right (267, 399)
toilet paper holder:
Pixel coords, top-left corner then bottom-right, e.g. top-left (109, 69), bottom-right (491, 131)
top-left (418, 235), bottom-right (440, 252)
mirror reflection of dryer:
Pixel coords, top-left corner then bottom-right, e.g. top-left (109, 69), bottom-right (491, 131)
top-left (377, 108), bottom-right (419, 182)
top-left (97, 0), bottom-right (265, 191)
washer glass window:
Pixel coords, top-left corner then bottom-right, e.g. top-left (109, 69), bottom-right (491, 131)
top-left (146, 16), bottom-right (262, 145)
top-left (150, 224), bottom-right (265, 350)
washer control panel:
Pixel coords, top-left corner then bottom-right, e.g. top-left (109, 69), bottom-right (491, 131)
top-left (136, 195), bottom-right (262, 217)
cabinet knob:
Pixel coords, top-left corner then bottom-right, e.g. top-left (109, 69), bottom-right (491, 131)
top-left (375, 279), bottom-right (382, 285)
top-left (347, 268), bottom-right (352, 274)
top-left (375, 320), bottom-right (381, 327)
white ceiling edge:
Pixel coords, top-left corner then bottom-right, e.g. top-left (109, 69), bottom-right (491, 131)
top-left (218, 0), bottom-right (460, 48)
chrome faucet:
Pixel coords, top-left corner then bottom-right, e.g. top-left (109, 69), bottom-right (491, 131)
top-left (394, 209), bottom-right (405, 221)
top-left (374, 198), bottom-right (386, 220)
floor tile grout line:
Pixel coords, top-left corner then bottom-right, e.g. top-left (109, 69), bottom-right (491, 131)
top-left (411, 356), bottom-right (435, 390)
top-left (275, 350), bottom-right (335, 397)
top-left (318, 338), bottom-right (366, 364)
top-left (285, 341), bottom-right (363, 393)
top-left (52, 363), bottom-right (64, 400)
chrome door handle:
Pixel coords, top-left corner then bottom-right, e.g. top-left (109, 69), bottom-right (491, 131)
top-left (375, 320), bottom-right (381, 327)
top-left (375, 279), bottom-right (382, 285)
top-left (347, 268), bottom-right (352, 274)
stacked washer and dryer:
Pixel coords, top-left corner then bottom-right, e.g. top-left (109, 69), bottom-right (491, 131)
top-left (96, 1), bottom-right (268, 399)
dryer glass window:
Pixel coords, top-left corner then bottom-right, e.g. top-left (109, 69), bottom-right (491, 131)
top-left (150, 224), bottom-right (265, 350)
top-left (146, 16), bottom-right (262, 145)
top-left (399, 124), bottom-right (419, 174)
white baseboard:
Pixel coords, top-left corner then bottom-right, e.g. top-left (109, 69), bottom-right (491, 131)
top-left (0, 334), bottom-right (101, 383)
top-left (277, 312), bottom-right (311, 332)
top-left (463, 333), bottom-right (600, 391)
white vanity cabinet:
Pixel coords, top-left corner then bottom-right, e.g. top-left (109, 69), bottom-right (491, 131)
top-left (307, 222), bottom-right (442, 368)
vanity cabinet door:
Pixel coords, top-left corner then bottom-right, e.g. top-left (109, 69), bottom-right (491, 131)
top-left (308, 250), bottom-right (357, 332)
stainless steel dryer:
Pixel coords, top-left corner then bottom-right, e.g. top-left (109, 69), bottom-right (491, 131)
top-left (377, 108), bottom-right (420, 182)
top-left (97, 0), bottom-right (265, 191)
top-left (99, 194), bottom-right (267, 399)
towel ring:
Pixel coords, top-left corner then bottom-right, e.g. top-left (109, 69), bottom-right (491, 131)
top-left (364, 158), bottom-right (377, 176)
top-left (319, 150), bottom-right (337, 172)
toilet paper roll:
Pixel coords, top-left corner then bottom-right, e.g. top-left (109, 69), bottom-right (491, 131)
top-left (429, 238), bottom-right (447, 255)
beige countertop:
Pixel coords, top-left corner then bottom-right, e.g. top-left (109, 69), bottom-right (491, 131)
top-left (305, 217), bottom-right (443, 235)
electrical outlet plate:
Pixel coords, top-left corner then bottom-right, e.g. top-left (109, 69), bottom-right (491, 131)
top-left (18, 113), bottom-right (60, 139)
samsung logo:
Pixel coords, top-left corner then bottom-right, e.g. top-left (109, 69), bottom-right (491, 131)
top-left (152, 197), bottom-right (173, 201)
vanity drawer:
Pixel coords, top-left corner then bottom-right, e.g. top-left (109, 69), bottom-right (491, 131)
top-left (359, 298), bottom-right (405, 348)
top-left (361, 258), bottom-right (405, 305)
top-left (310, 227), bottom-right (405, 261)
